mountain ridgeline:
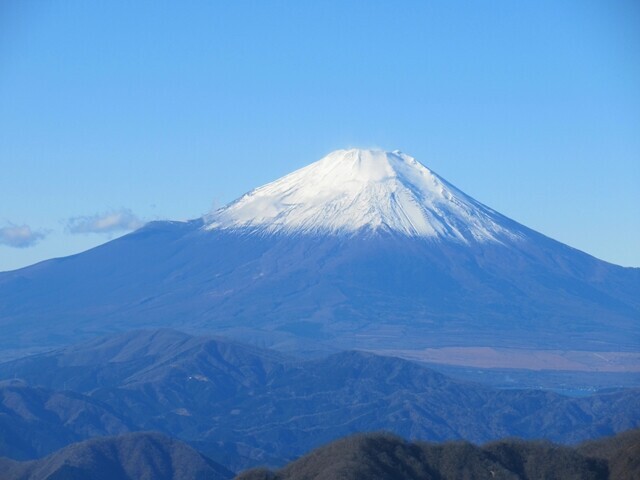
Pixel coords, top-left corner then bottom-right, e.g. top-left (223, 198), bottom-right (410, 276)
top-left (237, 430), bottom-right (640, 480)
top-left (0, 432), bottom-right (234, 480)
top-left (0, 149), bottom-right (637, 368)
top-left (0, 329), bottom-right (638, 471)
top-left (1, 429), bottom-right (638, 480)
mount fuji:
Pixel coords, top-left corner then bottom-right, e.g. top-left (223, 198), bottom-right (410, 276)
top-left (1, 149), bottom-right (638, 368)
top-left (205, 149), bottom-right (520, 242)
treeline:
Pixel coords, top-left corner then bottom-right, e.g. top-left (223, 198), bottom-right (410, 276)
top-left (0, 432), bottom-right (234, 480)
top-left (1, 429), bottom-right (637, 479)
top-left (237, 429), bottom-right (640, 480)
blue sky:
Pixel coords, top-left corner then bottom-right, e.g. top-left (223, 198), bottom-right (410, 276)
top-left (1, 0), bottom-right (639, 270)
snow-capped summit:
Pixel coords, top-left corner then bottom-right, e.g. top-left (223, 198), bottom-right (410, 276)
top-left (204, 148), bottom-right (520, 242)
top-left (1, 148), bottom-right (638, 364)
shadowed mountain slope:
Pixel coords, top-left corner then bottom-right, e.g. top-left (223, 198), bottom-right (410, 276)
top-left (237, 430), bottom-right (640, 480)
top-left (0, 431), bottom-right (234, 480)
top-left (3, 429), bottom-right (638, 480)
top-left (578, 429), bottom-right (640, 480)
top-left (0, 381), bottom-right (134, 460)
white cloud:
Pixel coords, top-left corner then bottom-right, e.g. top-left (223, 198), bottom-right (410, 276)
top-left (67, 209), bottom-right (144, 234)
top-left (0, 224), bottom-right (48, 248)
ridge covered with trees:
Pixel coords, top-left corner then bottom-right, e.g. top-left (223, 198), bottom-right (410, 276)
top-left (238, 429), bottom-right (640, 480)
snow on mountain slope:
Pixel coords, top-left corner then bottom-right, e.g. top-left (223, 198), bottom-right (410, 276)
top-left (205, 149), bottom-right (523, 242)
top-left (0, 147), bottom-right (637, 363)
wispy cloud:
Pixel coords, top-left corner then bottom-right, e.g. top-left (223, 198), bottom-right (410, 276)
top-left (0, 224), bottom-right (48, 248)
top-left (66, 209), bottom-right (144, 234)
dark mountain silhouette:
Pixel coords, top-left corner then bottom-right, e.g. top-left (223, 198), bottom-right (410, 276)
top-left (3, 429), bottom-right (638, 480)
top-left (237, 429), bottom-right (640, 480)
top-left (578, 428), bottom-right (640, 480)
top-left (0, 431), bottom-right (234, 480)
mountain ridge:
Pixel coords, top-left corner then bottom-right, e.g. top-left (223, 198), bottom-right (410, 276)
top-left (0, 149), bottom-right (637, 365)
top-left (0, 329), bottom-right (638, 470)
top-left (0, 431), bottom-right (234, 480)
top-left (237, 429), bottom-right (640, 480)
